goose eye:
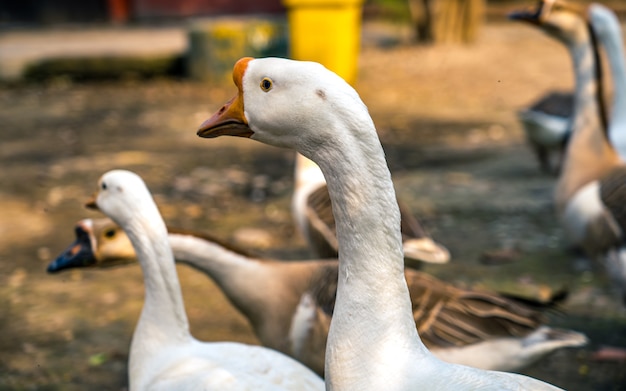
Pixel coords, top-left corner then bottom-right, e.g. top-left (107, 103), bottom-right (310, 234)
top-left (260, 78), bottom-right (273, 92)
top-left (101, 182), bottom-right (107, 190)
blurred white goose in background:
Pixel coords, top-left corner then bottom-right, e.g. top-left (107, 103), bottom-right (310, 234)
top-left (292, 152), bottom-right (450, 267)
top-left (517, 91), bottom-right (572, 174)
top-left (196, 56), bottom-right (566, 389)
top-left (513, 0), bottom-right (626, 305)
top-left (589, 3), bottom-right (626, 158)
top-left (81, 170), bottom-right (324, 391)
top-left (49, 217), bottom-right (586, 376)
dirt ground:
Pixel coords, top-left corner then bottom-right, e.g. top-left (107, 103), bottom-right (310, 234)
top-left (1, 21), bottom-right (626, 390)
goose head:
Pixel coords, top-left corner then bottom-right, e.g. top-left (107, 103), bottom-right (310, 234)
top-left (509, 0), bottom-right (587, 45)
top-left (47, 218), bottom-right (136, 273)
top-left (197, 57), bottom-right (370, 157)
top-left (85, 169), bottom-right (162, 232)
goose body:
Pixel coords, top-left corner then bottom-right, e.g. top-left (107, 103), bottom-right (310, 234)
top-left (288, 267), bottom-right (586, 374)
top-left (49, 217), bottom-right (587, 376)
top-left (517, 91), bottom-right (572, 173)
top-left (293, 153), bottom-right (451, 266)
top-left (82, 170), bottom-right (324, 391)
top-left (514, 0), bottom-right (626, 304)
top-left (589, 3), bottom-right (626, 158)
top-left (196, 56), bottom-right (565, 389)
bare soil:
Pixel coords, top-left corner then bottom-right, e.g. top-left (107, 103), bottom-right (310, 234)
top-left (1, 21), bottom-right (625, 390)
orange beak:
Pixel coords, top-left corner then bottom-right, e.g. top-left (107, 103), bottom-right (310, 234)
top-left (197, 57), bottom-right (254, 139)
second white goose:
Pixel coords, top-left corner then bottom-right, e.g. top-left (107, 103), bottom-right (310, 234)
top-left (81, 169), bottom-right (324, 391)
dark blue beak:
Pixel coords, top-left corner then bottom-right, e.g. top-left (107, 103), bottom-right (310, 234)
top-left (47, 223), bottom-right (96, 273)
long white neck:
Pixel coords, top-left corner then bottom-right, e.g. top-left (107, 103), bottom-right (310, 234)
top-left (556, 24), bottom-right (618, 208)
top-left (307, 111), bottom-right (428, 389)
top-left (122, 210), bottom-right (191, 388)
top-left (595, 10), bottom-right (626, 157)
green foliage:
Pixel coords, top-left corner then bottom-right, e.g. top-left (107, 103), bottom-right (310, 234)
top-left (366, 0), bottom-right (412, 23)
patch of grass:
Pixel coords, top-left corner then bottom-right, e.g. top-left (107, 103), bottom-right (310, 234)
top-left (24, 55), bottom-right (185, 82)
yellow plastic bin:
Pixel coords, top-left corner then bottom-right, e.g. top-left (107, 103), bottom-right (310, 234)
top-left (282, 0), bottom-right (364, 85)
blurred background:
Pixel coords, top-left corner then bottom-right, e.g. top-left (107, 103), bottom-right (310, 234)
top-left (1, 0), bottom-right (626, 390)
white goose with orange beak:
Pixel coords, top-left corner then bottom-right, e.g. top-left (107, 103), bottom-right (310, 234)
top-left (197, 57), bottom-right (565, 390)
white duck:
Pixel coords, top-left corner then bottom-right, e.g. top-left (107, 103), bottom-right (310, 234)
top-left (196, 57), bottom-right (566, 389)
top-left (292, 152), bottom-right (451, 266)
top-left (48, 217), bottom-right (587, 376)
top-left (82, 170), bottom-right (324, 391)
top-left (588, 3), bottom-right (626, 158)
top-left (513, 0), bottom-right (626, 304)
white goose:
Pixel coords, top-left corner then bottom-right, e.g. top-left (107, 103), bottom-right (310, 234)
top-left (517, 91), bottom-right (572, 174)
top-left (48, 217), bottom-right (587, 376)
top-left (588, 3), bottom-right (626, 158)
top-left (293, 152), bottom-right (451, 266)
top-left (196, 58), bottom-right (565, 389)
top-left (513, 0), bottom-right (626, 305)
top-left (83, 170), bottom-right (324, 391)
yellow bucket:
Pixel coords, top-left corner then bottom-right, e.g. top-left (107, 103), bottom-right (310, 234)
top-left (283, 0), bottom-right (364, 85)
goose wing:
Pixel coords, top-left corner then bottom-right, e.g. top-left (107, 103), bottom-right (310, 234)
top-left (306, 184), bottom-right (450, 266)
top-left (405, 270), bottom-right (552, 348)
